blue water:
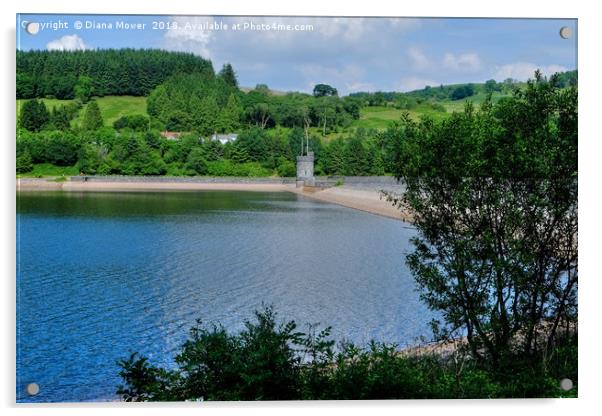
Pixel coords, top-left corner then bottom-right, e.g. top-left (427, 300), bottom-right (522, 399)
top-left (16, 190), bottom-right (432, 402)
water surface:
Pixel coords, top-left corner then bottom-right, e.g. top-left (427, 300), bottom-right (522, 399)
top-left (16, 190), bottom-right (432, 402)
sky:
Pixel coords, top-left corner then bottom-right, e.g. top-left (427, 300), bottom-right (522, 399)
top-left (16, 14), bottom-right (577, 95)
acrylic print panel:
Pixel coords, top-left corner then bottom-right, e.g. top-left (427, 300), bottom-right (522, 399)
top-left (16, 14), bottom-right (577, 402)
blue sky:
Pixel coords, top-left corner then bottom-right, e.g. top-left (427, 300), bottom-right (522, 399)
top-left (17, 14), bottom-right (577, 94)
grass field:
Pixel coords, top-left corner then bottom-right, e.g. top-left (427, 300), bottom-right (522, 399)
top-left (441, 92), bottom-right (512, 113)
top-left (17, 96), bottom-right (148, 128)
top-left (17, 163), bottom-right (79, 178)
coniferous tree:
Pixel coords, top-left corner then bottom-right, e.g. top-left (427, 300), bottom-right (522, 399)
top-left (82, 101), bottom-right (104, 131)
top-left (218, 63), bottom-right (238, 88)
top-left (19, 99), bottom-right (49, 132)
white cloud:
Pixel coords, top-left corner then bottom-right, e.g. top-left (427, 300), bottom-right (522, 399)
top-left (46, 34), bottom-right (87, 51)
top-left (494, 62), bottom-right (568, 81)
top-left (162, 17), bottom-right (214, 58)
top-left (407, 47), bottom-right (430, 70)
top-left (397, 76), bottom-right (438, 92)
top-left (443, 52), bottom-right (482, 72)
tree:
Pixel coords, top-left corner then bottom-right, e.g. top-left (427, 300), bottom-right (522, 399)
top-left (450, 84), bottom-right (475, 100)
top-left (343, 135), bottom-right (371, 175)
top-left (386, 73), bottom-right (577, 367)
top-left (49, 105), bottom-right (72, 130)
top-left (218, 63), bottom-right (238, 88)
top-left (16, 151), bottom-right (33, 173)
top-left (19, 99), bottom-right (49, 132)
top-left (186, 148), bottom-right (208, 175)
top-left (313, 84), bottom-right (338, 97)
top-left (82, 101), bottom-right (104, 131)
top-left (74, 75), bottom-right (94, 103)
top-left (484, 79), bottom-right (499, 94)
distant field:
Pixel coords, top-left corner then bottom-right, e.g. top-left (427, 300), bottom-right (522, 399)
top-left (441, 92), bottom-right (511, 113)
top-left (353, 105), bottom-right (449, 130)
top-left (17, 96), bottom-right (148, 128)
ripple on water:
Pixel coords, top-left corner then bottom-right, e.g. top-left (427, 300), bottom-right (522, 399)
top-left (16, 191), bottom-right (433, 402)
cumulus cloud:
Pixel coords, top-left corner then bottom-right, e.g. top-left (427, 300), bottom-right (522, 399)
top-left (443, 52), bottom-right (482, 72)
top-left (160, 16), bottom-right (423, 94)
top-left (407, 47), bottom-right (430, 70)
top-left (494, 62), bottom-right (568, 81)
top-left (46, 34), bottom-right (87, 51)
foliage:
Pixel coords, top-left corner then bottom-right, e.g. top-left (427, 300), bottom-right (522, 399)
top-left (113, 114), bottom-right (150, 132)
top-left (147, 73), bottom-right (240, 135)
top-left (276, 159), bottom-right (296, 177)
top-left (82, 101), bottom-right (104, 131)
top-left (450, 84), bottom-right (475, 100)
top-left (117, 306), bottom-right (577, 401)
top-left (385, 72), bottom-right (578, 365)
top-left (17, 49), bottom-right (214, 99)
top-left (313, 84), bottom-right (338, 97)
top-left (218, 63), bottom-right (238, 88)
top-left (18, 99), bottom-right (49, 132)
top-left (16, 151), bottom-right (33, 173)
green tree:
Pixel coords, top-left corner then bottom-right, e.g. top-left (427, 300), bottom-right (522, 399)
top-left (19, 99), bottom-right (49, 132)
top-left (82, 101), bottom-right (104, 131)
top-left (218, 63), bottom-right (238, 88)
top-left (386, 72), bottom-right (577, 366)
top-left (16, 151), bottom-right (33, 174)
top-left (313, 84), bottom-right (338, 97)
top-left (74, 75), bottom-right (94, 103)
top-left (49, 105), bottom-right (72, 130)
top-left (344, 135), bottom-right (371, 175)
top-left (186, 148), bottom-right (208, 175)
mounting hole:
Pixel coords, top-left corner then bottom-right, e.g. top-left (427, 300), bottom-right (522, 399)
top-left (560, 378), bottom-right (573, 391)
top-left (26, 383), bottom-right (40, 396)
top-left (25, 22), bottom-right (40, 35)
top-left (559, 26), bottom-right (572, 39)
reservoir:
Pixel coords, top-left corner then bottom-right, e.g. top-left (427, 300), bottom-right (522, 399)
top-left (16, 190), bottom-right (433, 402)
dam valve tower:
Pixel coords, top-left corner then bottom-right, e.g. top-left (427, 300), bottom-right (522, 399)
top-left (296, 134), bottom-right (315, 188)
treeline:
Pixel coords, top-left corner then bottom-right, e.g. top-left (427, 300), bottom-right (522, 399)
top-left (16, 121), bottom-right (390, 177)
top-left (16, 49), bottom-right (214, 99)
top-left (350, 70), bottom-right (577, 105)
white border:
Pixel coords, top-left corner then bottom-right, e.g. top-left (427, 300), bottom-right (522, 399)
top-left (2, 1), bottom-right (600, 415)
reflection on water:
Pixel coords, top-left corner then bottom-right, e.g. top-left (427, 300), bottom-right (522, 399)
top-left (17, 190), bottom-right (432, 402)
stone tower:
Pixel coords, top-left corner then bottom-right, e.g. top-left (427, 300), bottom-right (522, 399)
top-left (296, 151), bottom-right (315, 187)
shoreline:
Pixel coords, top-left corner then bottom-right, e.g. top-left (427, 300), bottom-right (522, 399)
top-left (17, 177), bottom-right (411, 222)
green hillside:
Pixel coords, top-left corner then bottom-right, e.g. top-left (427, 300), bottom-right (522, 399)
top-left (17, 96), bottom-right (147, 129)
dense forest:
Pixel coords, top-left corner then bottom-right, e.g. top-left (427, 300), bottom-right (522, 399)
top-left (16, 49), bottom-right (214, 99)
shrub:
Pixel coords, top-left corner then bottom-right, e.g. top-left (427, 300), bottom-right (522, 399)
top-left (117, 307), bottom-right (577, 401)
top-left (277, 160), bottom-right (296, 177)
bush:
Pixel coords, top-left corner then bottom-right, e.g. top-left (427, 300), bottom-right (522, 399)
top-left (16, 151), bottom-right (33, 173)
top-left (276, 160), bottom-right (296, 177)
top-left (206, 160), bottom-right (271, 177)
top-left (117, 307), bottom-right (578, 401)
top-left (113, 115), bottom-right (150, 132)
top-left (186, 148), bottom-right (208, 175)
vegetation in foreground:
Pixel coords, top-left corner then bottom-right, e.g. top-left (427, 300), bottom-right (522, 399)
top-left (117, 306), bottom-right (577, 401)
